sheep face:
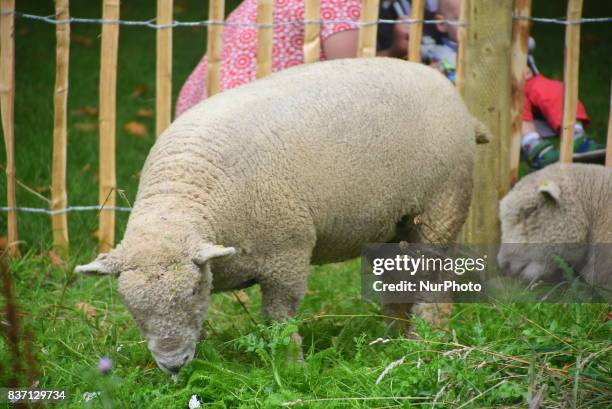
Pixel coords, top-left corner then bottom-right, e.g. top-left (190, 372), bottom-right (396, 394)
top-left (75, 244), bottom-right (235, 375)
top-left (118, 263), bottom-right (208, 375)
top-left (498, 177), bottom-right (588, 282)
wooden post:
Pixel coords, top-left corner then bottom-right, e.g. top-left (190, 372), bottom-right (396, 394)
top-left (256, 0), bottom-right (273, 78)
top-left (156, 0), bottom-right (173, 137)
top-left (461, 0), bottom-right (513, 244)
top-left (407, 0), bottom-right (424, 62)
top-left (51, 0), bottom-right (70, 251)
top-left (303, 0), bottom-right (321, 63)
top-left (357, 0), bottom-right (379, 58)
top-left (207, 0), bottom-right (225, 96)
top-left (98, 0), bottom-right (120, 253)
top-left (454, 0), bottom-right (468, 96)
top-left (0, 0), bottom-right (18, 257)
top-left (606, 80), bottom-right (612, 168)
top-left (509, 0), bottom-right (531, 186)
top-left (559, 0), bottom-right (583, 163)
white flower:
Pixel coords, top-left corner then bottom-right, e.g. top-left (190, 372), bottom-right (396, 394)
top-left (188, 395), bottom-right (201, 408)
top-left (83, 392), bottom-right (101, 402)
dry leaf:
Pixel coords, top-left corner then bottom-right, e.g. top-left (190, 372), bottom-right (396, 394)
top-left (124, 121), bottom-right (149, 138)
top-left (605, 312), bottom-right (612, 322)
top-left (74, 122), bottom-right (97, 132)
top-left (92, 229), bottom-right (100, 239)
top-left (136, 108), bottom-right (154, 118)
top-left (73, 35), bottom-right (94, 47)
top-left (48, 250), bottom-right (64, 266)
top-left (130, 84), bottom-right (148, 98)
top-left (36, 186), bottom-right (50, 193)
top-left (0, 236), bottom-right (7, 250)
top-left (234, 290), bottom-right (250, 304)
top-left (76, 105), bottom-right (98, 117)
top-left (75, 302), bottom-right (97, 319)
top-left (174, 4), bottom-right (186, 14)
top-left (81, 163), bottom-right (91, 173)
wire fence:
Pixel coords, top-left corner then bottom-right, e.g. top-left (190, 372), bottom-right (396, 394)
top-left (0, 3), bottom-right (612, 233)
top-left (3, 10), bottom-right (612, 30)
top-left (1, 8), bottom-right (612, 217)
top-left (0, 206), bottom-right (132, 215)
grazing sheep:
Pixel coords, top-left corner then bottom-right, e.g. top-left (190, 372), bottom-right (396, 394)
top-left (498, 163), bottom-right (612, 289)
top-left (76, 57), bottom-right (490, 374)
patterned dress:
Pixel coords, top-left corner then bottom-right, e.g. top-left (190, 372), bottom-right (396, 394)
top-left (176, 0), bottom-right (362, 116)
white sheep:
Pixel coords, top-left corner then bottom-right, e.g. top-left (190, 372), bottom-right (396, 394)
top-left (76, 57), bottom-right (490, 374)
top-left (498, 163), bottom-right (612, 290)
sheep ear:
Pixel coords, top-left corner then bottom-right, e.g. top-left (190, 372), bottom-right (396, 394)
top-left (75, 253), bottom-right (122, 276)
top-left (193, 244), bottom-right (236, 267)
top-left (538, 180), bottom-right (561, 202)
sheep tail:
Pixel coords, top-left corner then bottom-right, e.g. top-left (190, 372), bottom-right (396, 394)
top-left (473, 118), bottom-right (492, 144)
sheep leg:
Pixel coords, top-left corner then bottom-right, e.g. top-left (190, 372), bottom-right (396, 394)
top-left (405, 186), bottom-right (470, 333)
top-left (259, 256), bottom-right (309, 362)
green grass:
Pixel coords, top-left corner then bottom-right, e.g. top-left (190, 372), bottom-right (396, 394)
top-left (1, 0), bottom-right (612, 408)
top-left (2, 254), bottom-right (611, 408)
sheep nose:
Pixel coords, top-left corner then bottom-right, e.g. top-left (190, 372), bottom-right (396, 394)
top-left (157, 354), bottom-right (191, 375)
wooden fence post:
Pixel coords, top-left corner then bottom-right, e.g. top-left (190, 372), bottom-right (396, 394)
top-left (256, 0), bottom-right (273, 78)
top-left (461, 0), bottom-right (513, 245)
top-left (156, 0), bottom-right (173, 138)
top-left (407, 0), bottom-right (425, 62)
top-left (509, 0), bottom-right (531, 186)
top-left (454, 0), bottom-right (468, 97)
top-left (559, 0), bottom-right (583, 163)
top-left (207, 0), bottom-right (225, 96)
top-left (51, 0), bottom-right (71, 251)
top-left (357, 0), bottom-right (379, 58)
top-left (98, 0), bottom-right (120, 253)
top-left (0, 0), bottom-right (18, 256)
top-left (304, 0), bottom-right (321, 63)
top-left (606, 79), bottom-right (612, 167)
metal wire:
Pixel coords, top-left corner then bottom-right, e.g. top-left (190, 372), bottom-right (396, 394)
top-left (0, 10), bottom-right (465, 28)
top-left (1, 10), bottom-right (611, 28)
top-left (0, 206), bottom-right (132, 215)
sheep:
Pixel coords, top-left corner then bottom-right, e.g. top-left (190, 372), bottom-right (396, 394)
top-left (498, 163), bottom-right (612, 290)
top-left (75, 57), bottom-right (490, 375)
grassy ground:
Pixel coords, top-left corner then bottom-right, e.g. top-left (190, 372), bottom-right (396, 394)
top-left (1, 0), bottom-right (611, 408)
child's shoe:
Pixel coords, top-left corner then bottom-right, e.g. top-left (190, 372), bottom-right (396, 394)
top-left (527, 139), bottom-right (559, 169)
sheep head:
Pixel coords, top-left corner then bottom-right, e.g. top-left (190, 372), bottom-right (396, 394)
top-left (75, 243), bottom-right (235, 375)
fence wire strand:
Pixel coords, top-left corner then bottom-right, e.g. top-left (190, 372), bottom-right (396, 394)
top-left (1, 206), bottom-right (132, 215)
top-left (1, 10), bottom-right (464, 28)
top-left (1, 10), bottom-right (612, 29)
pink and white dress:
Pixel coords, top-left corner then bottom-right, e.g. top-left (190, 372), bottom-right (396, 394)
top-left (175, 0), bottom-right (362, 116)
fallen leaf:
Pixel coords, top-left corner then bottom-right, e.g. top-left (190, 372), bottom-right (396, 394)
top-left (130, 84), bottom-right (148, 99)
top-left (48, 250), bottom-right (64, 266)
top-left (605, 312), bottom-right (612, 322)
top-left (92, 229), bottom-right (100, 239)
top-left (174, 4), bottom-right (186, 15)
top-left (136, 108), bottom-right (154, 118)
top-left (75, 105), bottom-right (98, 117)
top-left (234, 290), bottom-right (250, 304)
top-left (73, 34), bottom-right (94, 47)
top-left (36, 186), bottom-right (50, 193)
top-left (124, 121), bottom-right (149, 138)
top-left (75, 302), bottom-right (97, 319)
top-left (74, 122), bottom-right (97, 132)
top-left (0, 236), bottom-right (7, 250)
top-left (81, 163), bottom-right (91, 173)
